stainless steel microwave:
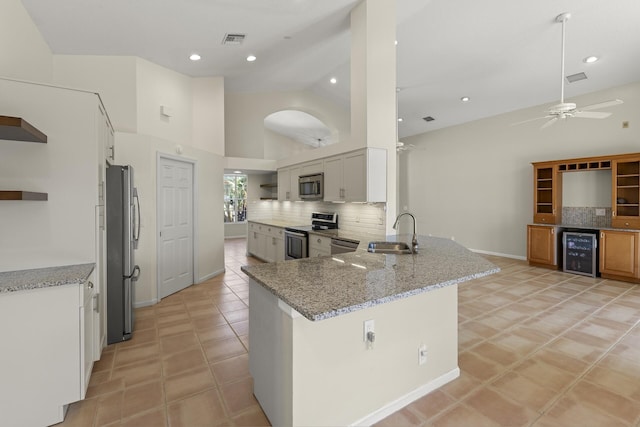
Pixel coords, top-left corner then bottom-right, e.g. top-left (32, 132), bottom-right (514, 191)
top-left (299, 173), bottom-right (323, 200)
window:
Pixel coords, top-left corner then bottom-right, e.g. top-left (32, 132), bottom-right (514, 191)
top-left (224, 174), bottom-right (247, 223)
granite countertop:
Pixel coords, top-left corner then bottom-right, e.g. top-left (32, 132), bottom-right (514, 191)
top-left (531, 223), bottom-right (640, 232)
top-left (0, 263), bottom-right (95, 293)
top-left (248, 219), bottom-right (305, 229)
top-left (242, 234), bottom-right (499, 321)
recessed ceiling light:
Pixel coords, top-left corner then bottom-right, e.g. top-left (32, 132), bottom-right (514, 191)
top-left (246, 55), bottom-right (257, 62)
top-left (395, 40), bottom-right (398, 45)
top-left (330, 77), bottom-right (337, 84)
top-left (397, 118), bottom-right (403, 122)
top-left (189, 54), bottom-right (201, 61)
top-left (584, 56), bottom-right (599, 63)
top-left (461, 96), bottom-right (470, 102)
top-left (233, 170), bottom-right (242, 174)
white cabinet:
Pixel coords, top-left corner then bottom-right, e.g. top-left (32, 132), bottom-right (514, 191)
top-left (278, 165), bottom-right (301, 201)
top-left (0, 273), bottom-right (99, 426)
top-left (323, 148), bottom-right (387, 202)
top-left (248, 222), bottom-right (285, 262)
top-left (300, 160), bottom-right (323, 175)
top-left (81, 270), bottom-right (100, 395)
top-left (309, 234), bottom-right (331, 258)
top-left (99, 104), bottom-right (115, 165)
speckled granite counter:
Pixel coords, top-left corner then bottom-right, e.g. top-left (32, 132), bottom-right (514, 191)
top-left (0, 263), bottom-right (95, 293)
top-left (248, 219), bottom-right (307, 228)
top-left (242, 234), bottom-right (499, 321)
top-left (531, 223), bottom-right (640, 232)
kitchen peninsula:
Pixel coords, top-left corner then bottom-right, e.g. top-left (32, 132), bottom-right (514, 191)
top-left (241, 235), bottom-right (498, 426)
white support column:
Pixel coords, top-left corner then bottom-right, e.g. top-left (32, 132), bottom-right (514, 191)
top-left (350, 0), bottom-right (398, 233)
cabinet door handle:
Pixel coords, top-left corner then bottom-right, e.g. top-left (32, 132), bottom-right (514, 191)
top-left (88, 281), bottom-right (94, 289)
top-left (551, 229), bottom-right (554, 235)
top-left (317, 238), bottom-right (322, 244)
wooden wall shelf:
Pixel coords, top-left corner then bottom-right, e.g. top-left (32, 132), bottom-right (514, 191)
top-left (0, 116), bottom-right (47, 143)
top-left (0, 191), bottom-right (48, 201)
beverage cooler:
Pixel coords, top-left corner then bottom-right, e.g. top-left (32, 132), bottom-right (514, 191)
top-left (562, 231), bottom-right (599, 277)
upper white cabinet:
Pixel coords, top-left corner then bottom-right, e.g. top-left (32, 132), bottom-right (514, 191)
top-left (300, 160), bottom-right (323, 175)
top-left (278, 165), bottom-right (301, 201)
top-left (277, 148), bottom-right (387, 203)
top-left (323, 148), bottom-right (387, 203)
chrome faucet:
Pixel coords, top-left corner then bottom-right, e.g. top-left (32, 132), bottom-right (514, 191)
top-left (392, 212), bottom-right (418, 253)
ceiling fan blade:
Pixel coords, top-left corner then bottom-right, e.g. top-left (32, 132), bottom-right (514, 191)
top-left (511, 116), bottom-right (552, 126)
top-left (580, 99), bottom-right (623, 111)
top-left (573, 111), bottom-right (612, 119)
top-left (541, 117), bottom-right (558, 129)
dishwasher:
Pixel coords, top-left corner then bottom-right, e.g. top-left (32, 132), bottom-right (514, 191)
top-left (330, 237), bottom-right (359, 255)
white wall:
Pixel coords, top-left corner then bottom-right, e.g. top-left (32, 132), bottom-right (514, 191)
top-left (225, 90), bottom-right (351, 159)
top-left (136, 58), bottom-right (194, 146)
top-left (192, 77), bottom-right (225, 156)
top-left (400, 81), bottom-right (640, 258)
top-left (115, 132), bottom-right (225, 306)
top-left (53, 55), bottom-right (138, 133)
top-left (264, 129), bottom-right (314, 161)
top-left (0, 0), bottom-right (52, 82)
top-left (562, 170), bottom-right (612, 207)
top-left (0, 79), bottom-right (99, 271)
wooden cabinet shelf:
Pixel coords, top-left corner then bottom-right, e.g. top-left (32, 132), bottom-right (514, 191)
top-left (0, 191), bottom-right (48, 201)
top-left (0, 116), bottom-right (47, 143)
top-left (259, 183), bottom-right (278, 189)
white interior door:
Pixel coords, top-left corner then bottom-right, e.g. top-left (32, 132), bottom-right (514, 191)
top-left (158, 156), bottom-right (194, 299)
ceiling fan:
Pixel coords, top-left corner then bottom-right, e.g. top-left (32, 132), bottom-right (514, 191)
top-left (514, 12), bottom-right (623, 129)
top-left (396, 141), bottom-right (416, 152)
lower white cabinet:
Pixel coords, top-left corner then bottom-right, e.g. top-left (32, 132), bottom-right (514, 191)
top-left (248, 222), bottom-right (285, 262)
top-left (309, 234), bottom-right (331, 258)
top-left (0, 275), bottom-right (100, 426)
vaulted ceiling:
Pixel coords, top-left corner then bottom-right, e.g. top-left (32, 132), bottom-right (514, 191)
top-left (21, 0), bottom-right (640, 138)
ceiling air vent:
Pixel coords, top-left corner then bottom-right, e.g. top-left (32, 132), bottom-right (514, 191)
top-left (422, 116), bottom-right (435, 122)
top-left (222, 33), bottom-right (246, 45)
top-left (566, 72), bottom-right (587, 83)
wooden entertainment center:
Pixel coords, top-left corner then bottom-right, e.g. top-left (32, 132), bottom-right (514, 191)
top-left (527, 152), bottom-right (640, 283)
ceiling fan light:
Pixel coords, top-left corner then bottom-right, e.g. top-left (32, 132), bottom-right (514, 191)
top-left (584, 56), bottom-right (599, 63)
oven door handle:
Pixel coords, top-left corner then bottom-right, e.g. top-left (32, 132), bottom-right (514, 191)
top-left (285, 230), bottom-right (307, 238)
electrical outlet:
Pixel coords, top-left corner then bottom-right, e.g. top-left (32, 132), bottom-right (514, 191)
top-left (595, 208), bottom-right (606, 216)
top-left (418, 344), bottom-right (428, 365)
top-left (363, 319), bottom-right (375, 342)
top-left (355, 216), bottom-right (360, 223)
top-left (378, 217), bottom-right (384, 225)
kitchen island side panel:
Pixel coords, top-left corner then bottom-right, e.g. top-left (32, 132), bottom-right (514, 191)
top-left (249, 278), bottom-right (458, 427)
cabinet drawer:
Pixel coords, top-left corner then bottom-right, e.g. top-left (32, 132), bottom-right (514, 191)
top-left (265, 225), bottom-right (284, 239)
top-left (309, 235), bottom-right (331, 251)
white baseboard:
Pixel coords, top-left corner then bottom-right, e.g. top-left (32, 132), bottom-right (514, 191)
top-left (198, 267), bottom-right (225, 283)
top-left (470, 248), bottom-right (526, 261)
top-left (134, 299), bottom-right (157, 308)
top-left (349, 367), bottom-right (460, 427)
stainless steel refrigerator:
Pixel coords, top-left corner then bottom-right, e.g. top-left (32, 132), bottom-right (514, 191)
top-left (106, 165), bottom-right (141, 344)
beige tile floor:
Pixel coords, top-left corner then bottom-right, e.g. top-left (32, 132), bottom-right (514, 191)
top-left (57, 238), bottom-right (640, 427)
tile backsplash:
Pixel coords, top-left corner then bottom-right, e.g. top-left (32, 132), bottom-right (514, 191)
top-left (247, 200), bottom-right (386, 234)
top-left (562, 207), bottom-right (612, 228)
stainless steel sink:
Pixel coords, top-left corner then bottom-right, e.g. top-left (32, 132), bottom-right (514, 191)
top-left (367, 241), bottom-right (413, 254)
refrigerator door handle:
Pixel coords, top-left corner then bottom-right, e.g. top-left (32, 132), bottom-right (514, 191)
top-left (133, 188), bottom-right (141, 249)
top-left (127, 265), bottom-right (141, 281)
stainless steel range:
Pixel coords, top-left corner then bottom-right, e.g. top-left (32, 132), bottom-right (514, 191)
top-left (284, 212), bottom-right (338, 260)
